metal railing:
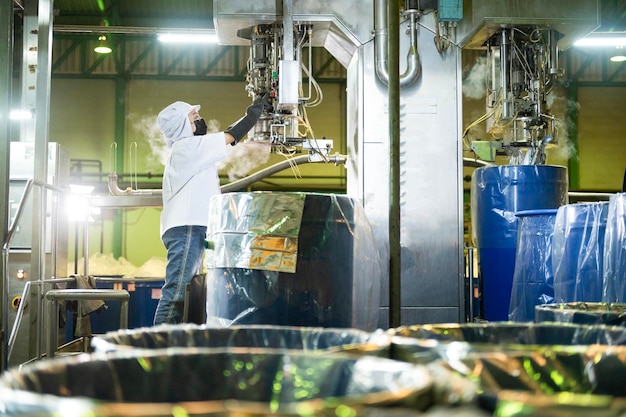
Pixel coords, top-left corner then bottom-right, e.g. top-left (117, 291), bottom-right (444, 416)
top-left (2, 179), bottom-right (69, 370)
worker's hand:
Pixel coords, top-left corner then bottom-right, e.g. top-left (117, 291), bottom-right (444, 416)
top-left (246, 93), bottom-right (270, 119)
top-left (226, 93), bottom-right (270, 146)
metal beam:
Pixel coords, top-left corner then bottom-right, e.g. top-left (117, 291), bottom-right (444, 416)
top-left (162, 48), bottom-right (192, 75)
top-left (200, 46), bottom-right (231, 75)
top-left (51, 39), bottom-right (81, 71)
top-left (124, 40), bottom-right (157, 75)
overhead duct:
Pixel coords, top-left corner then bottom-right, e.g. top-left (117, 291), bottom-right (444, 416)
top-left (456, 0), bottom-right (601, 50)
top-left (213, 0), bottom-right (373, 67)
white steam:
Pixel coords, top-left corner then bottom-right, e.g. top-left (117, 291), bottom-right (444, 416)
top-left (128, 113), bottom-right (270, 179)
top-left (546, 91), bottom-right (580, 162)
top-left (463, 56), bottom-right (488, 100)
top-left (218, 141), bottom-right (272, 181)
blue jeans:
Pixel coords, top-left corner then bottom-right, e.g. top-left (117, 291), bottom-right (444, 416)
top-left (153, 225), bottom-right (206, 325)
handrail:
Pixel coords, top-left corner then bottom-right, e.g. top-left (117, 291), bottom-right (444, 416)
top-left (7, 277), bottom-right (75, 361)
top-left (3, 178), bottom-right (34, 253)
top-left (2, 179), bottom-right (67, 370)
top-left (2, 178), bottom-right (34, 370)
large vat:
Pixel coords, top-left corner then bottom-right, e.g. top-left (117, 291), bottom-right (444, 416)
top-left (535, 302), bottom-right (626, 325)
top-left (391, 322), bottom-right (626, 346)
top-left (471, 165), bottom-right (568, 321)
top-left (91, 324), bottom-right (388, 354)
top-left (0, 348), bottom-right (435, 416)
top-left (204, 192), bottom-right (381, 330)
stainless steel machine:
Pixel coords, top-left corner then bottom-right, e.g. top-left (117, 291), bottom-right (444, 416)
top-left (459, 1), bottom-right (600, 164)
top-left (213, 0), bottom-right (599, 326)
top-left (7, 141), bottom-right (69, 367)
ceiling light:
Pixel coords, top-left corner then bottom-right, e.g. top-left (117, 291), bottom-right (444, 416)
top-left (610, 55), bottom-right (626, 62)
top-left (157, 32), bottom-right (218, 44)
top-left (94, 35), bottom-right (112, 54)
top-left (574, 32), bottom-right (626, 47)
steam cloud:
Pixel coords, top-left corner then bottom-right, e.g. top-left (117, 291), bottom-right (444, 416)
top-left (463, 56), bottom-right (488, 100)
top-left (128, 113), bottom-right (270, 180)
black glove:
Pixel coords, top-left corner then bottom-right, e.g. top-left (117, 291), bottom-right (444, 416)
top-left (226, 94), bottom-right (270, 146)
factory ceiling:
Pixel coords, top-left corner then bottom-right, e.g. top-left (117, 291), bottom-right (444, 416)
top-left (10, 0), bottom-right (626, 84)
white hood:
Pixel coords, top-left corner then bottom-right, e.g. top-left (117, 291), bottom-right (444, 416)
top-left (157, 101), bottom-right (201, 148)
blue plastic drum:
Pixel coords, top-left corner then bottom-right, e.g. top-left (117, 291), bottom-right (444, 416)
top-left (471, 165), bottom-right (568, 321)
top-left (128, 278), bottom-right (164, 328)
top-left (603, 193), bottom-right (626, 302)
top-left (552, 202), bottom-right (609, 303)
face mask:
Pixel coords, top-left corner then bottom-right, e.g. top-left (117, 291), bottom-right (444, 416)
top-left (193, 119), bottom-right (208, 136)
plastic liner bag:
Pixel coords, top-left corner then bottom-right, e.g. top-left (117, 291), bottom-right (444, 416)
top-left (535, 302), bottom-right (626, 325)
top-left (433, 344), bottom-right (626, 399)
top-left (0, 348), bottom-right (436, 416)
top-left (205, 192), bottom-right (382, 331)
top-left (508, 210), bottom-right (557, 322)
top-left (603, 193), bottom-right (626, 303)
top-left (388, 339), bottom-right (626, 413)
top-left (390, 322), bottom-right (626, 346)
top-left (552, 202), bottom-right (609, 303)
top-left (91, 323), bottom-right (391, 354)
top-left (493, 390), bottom-right (625, 417)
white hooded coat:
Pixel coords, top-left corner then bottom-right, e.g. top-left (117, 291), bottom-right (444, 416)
top-left (157, 101), bottom-right (227, 237)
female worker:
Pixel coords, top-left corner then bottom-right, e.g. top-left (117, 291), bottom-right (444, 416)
top-left (153, 94), bottom-right (268, 324)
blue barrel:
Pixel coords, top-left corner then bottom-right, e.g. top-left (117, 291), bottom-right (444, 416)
top-left (603, 193), bottom-right (626, 302)
top-left (471, 165), bottom-right (568, 321)
top-left (552, 202), bottom-right (609, 303)
top-left (508, 209), bottom-right (557, 322)
top-left (128, 278), bottom-right (164, 328)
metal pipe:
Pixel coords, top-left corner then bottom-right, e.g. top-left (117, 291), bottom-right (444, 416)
top-left (500, 29), bottom-right (511, 119)
top-left (53, 25), bottom-right (217, 36)
top-left (374, 0), bottom-right (421, 88)
top-left (33, 0), bottom-right (54, 363)
top-left (463, 157), bottom-right (492, 167)
top-left (107, 155), bottom-right (345, 195)
top-left (108, 173), bottom-right (162, 196)
top-left (388, 0), bottom-right (401, 328)
top-left (220, 154), bottom-right (346, 193)
top-left (568, 191), bottom-right (614, 201)
top-left (466, 247), bottom-right (475, 322)
top-left (1, 0), bottom-right (14, 372)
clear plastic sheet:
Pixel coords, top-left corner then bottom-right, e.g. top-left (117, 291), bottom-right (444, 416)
top-left (493, 390), bottom-right (624, 417)
top-left (205, 192), bottom-right (382, 330)
top-left (508, 210), bottom-right (557, 322)
top-left (535, 302), bottom-right (626, 325)
top-left (0, 348), bottom-right (435, 416)
top-left (391, 322), bottom-right (626, 346)
top-left (91, 323), bottom-right (390, 354)
top-left (603, 193), bottom-right (626, 303)
top-left (388, 338), bottom-right (626, 413)
top-left (434, 343), bottom-right (626, 398)
top-left (552, 202), bottom-right (609, 303)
